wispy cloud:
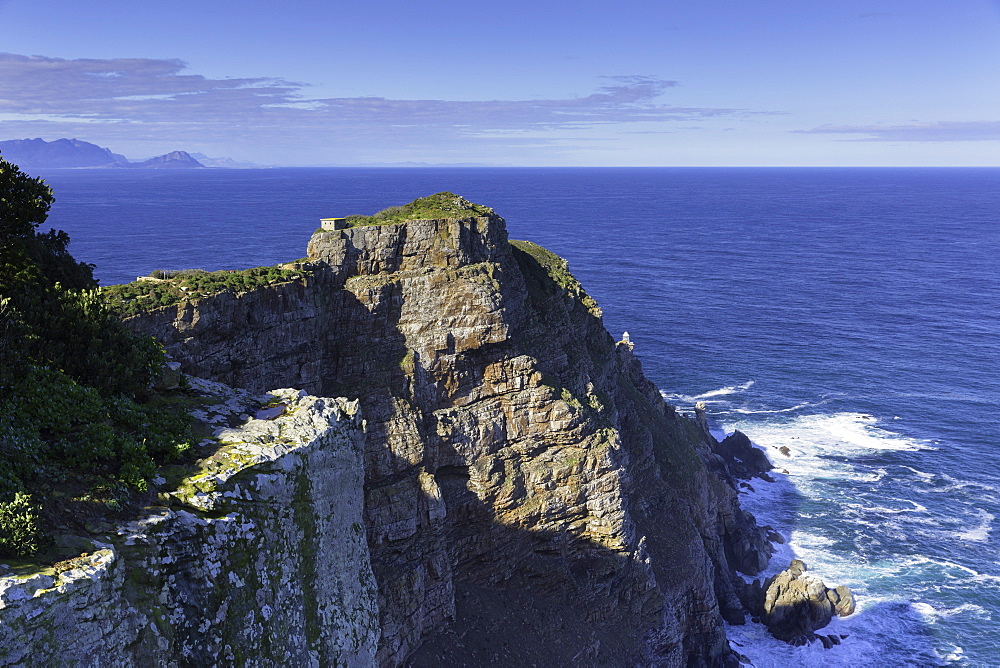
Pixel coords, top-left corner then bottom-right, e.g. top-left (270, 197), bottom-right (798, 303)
top-left (0, 53), bottom-right (750, 158)
top-left (795, 121), bottom-right (1000, 142)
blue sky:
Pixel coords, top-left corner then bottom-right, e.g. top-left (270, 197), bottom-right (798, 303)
top-left (1, 0), bottom-right (998, 166)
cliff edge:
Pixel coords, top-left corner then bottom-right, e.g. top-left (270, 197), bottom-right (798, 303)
top-left (0, 380), bottom-right (377, 665)
top-left (116, 194), bottom-right (774, 665)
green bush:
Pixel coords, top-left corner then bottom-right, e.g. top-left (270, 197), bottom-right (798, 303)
top-left (0, 364), bottom-right (193, 505)
top-left (102, 265), bottom-right (308, 318)
top-left (0, 153), bottom-right (194, 556)
top-left (0, 493), bottom-right (45, 558)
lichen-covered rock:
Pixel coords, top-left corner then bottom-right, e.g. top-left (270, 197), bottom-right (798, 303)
top-left (0, 382), bottom-right (379, 666)
top-left (125, 209), bottom-right (773, 664)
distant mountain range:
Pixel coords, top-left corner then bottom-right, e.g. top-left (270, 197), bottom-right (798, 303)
top-left (0, 138), bottom-right (255, 169)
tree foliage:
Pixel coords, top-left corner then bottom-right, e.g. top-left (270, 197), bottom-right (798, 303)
top-left (0, 153), bottom-right (192, 556)
top-left (0, 158), bottom-right (54, 238)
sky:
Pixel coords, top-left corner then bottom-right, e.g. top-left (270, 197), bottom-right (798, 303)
top-left (1, 0), bottom-right (999, 166)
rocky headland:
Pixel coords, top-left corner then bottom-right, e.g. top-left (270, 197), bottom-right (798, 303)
top-left (0, 194), bottom-right (852, 664)
top-left (0, 139), bottom-right (204, 169)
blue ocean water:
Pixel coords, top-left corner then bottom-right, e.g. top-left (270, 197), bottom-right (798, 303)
top-left (39, 167), bottom-right (1000, 665)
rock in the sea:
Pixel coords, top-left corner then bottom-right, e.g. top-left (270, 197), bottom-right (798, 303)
top-left (759, 559), bottom-right (855, 646)
top-left (714, 430), bottom-right (774, 482)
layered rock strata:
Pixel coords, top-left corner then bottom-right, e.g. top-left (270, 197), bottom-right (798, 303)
top-left (123, 206), bottom-right (774, 664)
top-left (0, 380), bottom-right (377, 666)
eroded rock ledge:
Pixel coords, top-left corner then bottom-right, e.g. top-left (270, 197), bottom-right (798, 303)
top-left (0, 380), bottom-right (377, 666)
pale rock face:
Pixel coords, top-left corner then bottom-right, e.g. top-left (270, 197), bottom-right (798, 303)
top-left (122, 212), bottom-right (773, 664)
top-left (0, 383), bottom-right (378, 667)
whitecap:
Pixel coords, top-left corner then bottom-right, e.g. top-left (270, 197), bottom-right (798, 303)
top-left (692, 380), bottom-right (755, 400)
top-left (733, 401), bottom-right (818, 415)
top-left (899, 465), bottom-right (934, 481)
top-left (956, 510), bottom-right (993, 542)
top-left (913, 601), bottom-right (990, 622)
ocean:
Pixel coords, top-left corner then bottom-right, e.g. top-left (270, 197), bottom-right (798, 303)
top-left (38, 167), bottom-right (1000, 666)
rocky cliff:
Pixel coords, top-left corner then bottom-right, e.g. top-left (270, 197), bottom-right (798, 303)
top-left (114, 198), bottom-right (774, 665)
top-left (0, 380), bottom-right (377, 665)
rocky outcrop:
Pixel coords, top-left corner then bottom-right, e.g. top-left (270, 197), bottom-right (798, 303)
top-left (714, 430), bottom-right (774, 483)
top-left (0, 380), bottom-right (378, 666)
top-left (120, 202), bottom-right (775, 664)
top-left (742, 559), bottom-right (855, 648)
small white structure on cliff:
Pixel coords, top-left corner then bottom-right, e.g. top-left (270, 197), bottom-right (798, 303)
top-left (321, 217), bottom-right (348, 230)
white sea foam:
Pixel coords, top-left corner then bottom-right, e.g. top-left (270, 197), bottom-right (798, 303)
top-left (727, 413), bottom-right (931, 476)
top-left (899, 465), bottom-right (934, 481)
top-left (733, 401), bottom-right (820, 415)
top-left (660, 380), bottom-right (755, 406)
top-left (692, 380), bottom-right (755, 399)
top-left (955, 510), bottom-right (993, 542)
top-left (913, 601), bottom-right (990, 622)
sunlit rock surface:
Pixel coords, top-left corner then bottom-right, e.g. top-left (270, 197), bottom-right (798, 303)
top-left (0, 381), bottom-right (378, 666)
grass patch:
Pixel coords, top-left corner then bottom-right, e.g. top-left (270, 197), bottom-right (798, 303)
top-left (340, 192), bottom-right (493, 228)
top-left (509, 239), bottom-right (600, 315)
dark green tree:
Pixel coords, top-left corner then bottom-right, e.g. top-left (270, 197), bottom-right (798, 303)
top-left (0, 154), bottom-right (190, 556)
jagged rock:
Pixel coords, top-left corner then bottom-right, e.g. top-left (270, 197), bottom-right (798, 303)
top-left (714, 430), bottom-right (773, 482)
top-left (759, 559), bottom-right (855, 646)
top-left (115, 201), bottom-right (773, 664)
top-left (829, 584), bottom-right (857, 616)
top-left (153, 359), bottom-right (182, 390)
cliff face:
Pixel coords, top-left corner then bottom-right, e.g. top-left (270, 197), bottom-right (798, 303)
top-left (124, 210), bottom-right (771, 664)
top-left (0, 382), bottom-right (378, 666)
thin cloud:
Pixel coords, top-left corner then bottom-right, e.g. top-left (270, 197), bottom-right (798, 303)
top-left (0, 53), bottom-right (747, 144)
top-left (795, 121), bottom-right (1000, 142)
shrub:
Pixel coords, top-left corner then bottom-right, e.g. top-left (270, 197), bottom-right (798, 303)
top-left (0, 153), bottom-right (195, 553)
top-left (102, 265), bottom-right (308, 317)
top-left (3, 366), bottom-right (191, 493)
top-left (0, 493), bottom-right (45, 558)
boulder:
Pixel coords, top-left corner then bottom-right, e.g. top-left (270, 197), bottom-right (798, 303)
top-left (759, 560), bottom-right (855, 646)
top-left (713, 430), bottom-right (774, 482)
top-left (154, 360), bottom-right (183, 390)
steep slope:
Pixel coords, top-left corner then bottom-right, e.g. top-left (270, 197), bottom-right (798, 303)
top-left (125, 197), bottom-right (772, 664)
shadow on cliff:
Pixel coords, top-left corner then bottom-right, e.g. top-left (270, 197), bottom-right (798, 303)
top-left (139, 242), bottom-right (782, 665)
top-left (277, 257), bottom-right (714, 664)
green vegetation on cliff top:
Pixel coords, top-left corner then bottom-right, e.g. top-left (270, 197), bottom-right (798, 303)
top-left (102, 266), bottom-right (310, 318)
top-left (510, 239), bottom-right (600, 316)
top-left (1, 154), bottom-right (193, 559)
top-left (341, 191), bottom-right (493, 228)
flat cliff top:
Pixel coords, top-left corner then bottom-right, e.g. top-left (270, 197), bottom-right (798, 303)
top-left (339, 191), bottom-right (494, 227)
